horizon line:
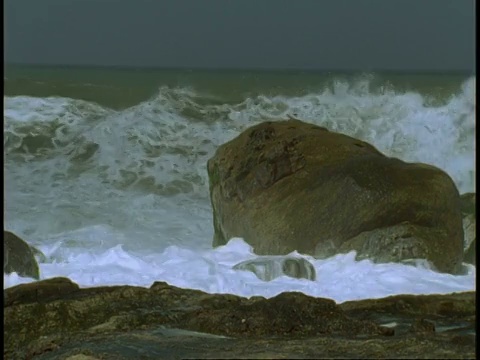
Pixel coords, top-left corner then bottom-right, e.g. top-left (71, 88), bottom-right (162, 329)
top-left (4, 62), bottom-right (475, 75)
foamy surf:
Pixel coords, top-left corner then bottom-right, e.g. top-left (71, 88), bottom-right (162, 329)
top-left (4, 238), bottom-right (475, 304)
top-left (4, 74), bottom-right (475, 302)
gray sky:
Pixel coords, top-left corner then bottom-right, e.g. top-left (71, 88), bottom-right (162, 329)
top-left (4, 0), bottom-right (476, 71)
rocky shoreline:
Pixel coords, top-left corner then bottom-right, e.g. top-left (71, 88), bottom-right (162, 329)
top-left (4, 119), bottom-right (476, 359)
top-left (4, 277), bottom-right (475, 359)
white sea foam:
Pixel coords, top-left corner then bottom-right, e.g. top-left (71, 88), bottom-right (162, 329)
top-left (4, 238), bottom-right (475, 303)
top-left (4, 76), bottom-right (476, 301)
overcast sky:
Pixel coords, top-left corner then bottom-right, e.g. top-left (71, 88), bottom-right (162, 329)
top-left (4, 0), bottom-right (476, 71)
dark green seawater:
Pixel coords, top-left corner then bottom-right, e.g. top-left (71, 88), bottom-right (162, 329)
top-left (4, 64), bottom-right (471, 109)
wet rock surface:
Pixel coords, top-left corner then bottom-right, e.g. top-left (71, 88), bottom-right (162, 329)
top-left (233, 255), bottom-right (317, 281)
top-left (337, 222), bottom-right (447, 269)
top-left (4, 277), bottom-right (476, 359)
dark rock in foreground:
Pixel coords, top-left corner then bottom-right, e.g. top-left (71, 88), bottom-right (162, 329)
top-left (207, 119), bottom-right (464, 274)
top-left (19, 329), bottom-right (477, 360)
top-left (3, 230), bottom-right (42, 280)
top-left (4, 277), bottom-right (475, 359)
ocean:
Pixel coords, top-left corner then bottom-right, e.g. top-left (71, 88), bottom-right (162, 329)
top-left (4, 65), bottom-right (476, 303)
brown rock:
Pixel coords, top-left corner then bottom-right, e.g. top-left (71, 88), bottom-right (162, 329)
top-left (4, 230), bottom-right (41, 279)
top-left (340, 291), bottom-right (476, 317)
top-left (4, 277), bottom-right (80, 307)
top-left (207, 120), bottom-right (464, 273)
top-left (338, 222), bottom-right (446, 270)
top-left (409, 318), bottom-right (436, 333)
top-left (3, 277), bottom-right (391, 358)
top-left (459, 193), bottom-right (475, 216)
top-left (3, 278), bottom-right (475, 360)
top-left (184, 291), bottom-right (392, 338)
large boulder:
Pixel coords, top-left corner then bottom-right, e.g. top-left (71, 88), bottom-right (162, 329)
top-left (4, 231), bottom-right (41, 280)
top-left (207, 119), bottom-right (464, 274)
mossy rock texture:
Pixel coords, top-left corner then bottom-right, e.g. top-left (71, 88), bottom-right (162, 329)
top-left (3, 278), bottom-right (475, 359)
